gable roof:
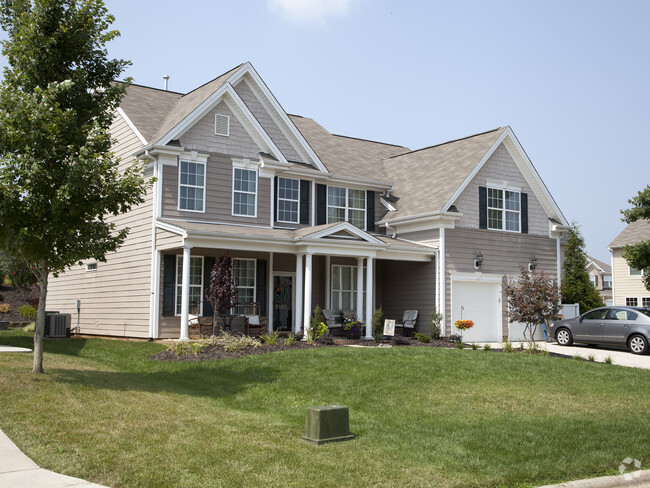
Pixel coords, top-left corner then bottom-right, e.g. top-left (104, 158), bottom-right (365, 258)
top-left (609, 220), bottom-right (650, 248)
top-left (381, 128), bottom-right (506, 219)
top-left (289, 115), bottom-right (409, 180)
top-left (587, 255), bottom-right (611, 273)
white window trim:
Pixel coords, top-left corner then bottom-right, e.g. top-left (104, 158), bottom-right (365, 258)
top-left (175, 255), bottom-right (204, 316)
top-left (85, 263), bottom-right (97, 272)
top-left (487, 186), bottom-right (521, 233)
top-left (232, 165), bottom-right (258, 218)
top-left (327, 186), bottom-right (367, 231)
top-left (277, 177), bottom-right (300, 224)
top-left (629, 266), bottom-right (645, 276)
top-left (178, 160), bottom-right (206, 213)
top-left (330, 265), bottom-right (366, 314)
top-left (642, 297), bottom-right (650, 308)
top-left (234, 258), bottom-right (256, 314)
top-left (625, 296), bottom-right (639, 307)
top-left (214, 114), bottom-right (230, 137)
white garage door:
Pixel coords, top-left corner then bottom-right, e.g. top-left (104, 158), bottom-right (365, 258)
top-left (451, 280), bottom-right (501, 342)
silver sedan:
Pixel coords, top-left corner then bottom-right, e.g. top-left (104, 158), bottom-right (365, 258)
top-left (549, 306), bottom-right (650, 355)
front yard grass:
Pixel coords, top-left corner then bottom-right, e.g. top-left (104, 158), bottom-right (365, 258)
top-left (0, 329), bottom-right (648, 487)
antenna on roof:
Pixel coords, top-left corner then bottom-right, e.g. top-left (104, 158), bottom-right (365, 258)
top-left (163, 75), bottom-right (169, 91)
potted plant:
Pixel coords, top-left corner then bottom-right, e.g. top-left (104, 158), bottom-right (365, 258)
top-left (342, 317), bottom-right (364, 339)
top-left (454, 319), bottom-right (474, 341)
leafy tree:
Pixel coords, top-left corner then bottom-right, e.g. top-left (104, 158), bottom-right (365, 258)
top-left (205, 251), bottom-right (238, 332)
top-left (504, 266), bottom-right (561, 350)
top-left (621, 185), bottom-right (650, 291)
top-left (561, 224), bottom-right (605, 313)
top-left (0, 251), bottom-right (38, 289)
top-left (0, 0), bottom-right (148, 373)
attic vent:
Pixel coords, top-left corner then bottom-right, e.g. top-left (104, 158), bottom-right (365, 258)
top-left (215, 114), bottom-right (230, 136)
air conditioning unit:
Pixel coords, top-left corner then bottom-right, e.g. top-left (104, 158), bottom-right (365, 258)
top-left (45, 313), bottom-right (71, 338)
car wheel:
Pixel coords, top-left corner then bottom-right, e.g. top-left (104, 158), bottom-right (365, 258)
top-left (556, 328), bottom-right (573, 346)
top-left (628, 334), bottom-right (649, 355)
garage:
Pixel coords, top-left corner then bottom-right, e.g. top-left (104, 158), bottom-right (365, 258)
top-left (451, 278), bottom-right (502, 342)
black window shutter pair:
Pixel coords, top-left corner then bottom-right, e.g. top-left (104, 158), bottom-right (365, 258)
top-left (478, 186), bottom-right (528, 234)
top-left (274, 177), bottom-right (310, 225)
top-left (162, 255), bottom-right (216, 317)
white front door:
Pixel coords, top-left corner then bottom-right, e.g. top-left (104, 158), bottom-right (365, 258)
top-left (451, 280), bottom-right (502, 342)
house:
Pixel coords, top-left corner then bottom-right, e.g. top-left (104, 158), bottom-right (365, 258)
top-left (609, 220), bottom-right (650, 308)
top-left (586, 255), bottom-right (613, 305)
top-left (46, 62), bottom-right (570, 342)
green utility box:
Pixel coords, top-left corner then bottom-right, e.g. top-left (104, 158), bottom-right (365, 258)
top-left (303, 404), bottom-right (354, 445)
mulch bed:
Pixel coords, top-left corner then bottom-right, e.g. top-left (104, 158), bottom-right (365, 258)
top-left (0, 284), bottom-right (39, 324)
top-left (151, 336), bottom-right (458, 362)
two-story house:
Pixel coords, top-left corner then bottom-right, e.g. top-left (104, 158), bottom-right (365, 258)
top-left (609, 220), bottom-right (650, 308)
top-left (46, 62), bottom-right (570, 342)
top-left (586, 255), bottom-right (613, 305)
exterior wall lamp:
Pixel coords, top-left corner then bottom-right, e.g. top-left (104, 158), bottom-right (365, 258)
top-left (474, 251), bottom-right (483, 269)
top-left (528, 256), bottom-right (538, 272)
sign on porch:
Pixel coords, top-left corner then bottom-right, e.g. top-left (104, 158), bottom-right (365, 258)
top-left (383, 319), bottom-right (395, 336)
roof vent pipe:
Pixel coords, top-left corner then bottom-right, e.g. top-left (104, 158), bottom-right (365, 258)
top-left (163, 75), bottom-right (169, 91)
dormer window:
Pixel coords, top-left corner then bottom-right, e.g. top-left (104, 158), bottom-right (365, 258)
top-left (488, 187), bottom-right (520, 232)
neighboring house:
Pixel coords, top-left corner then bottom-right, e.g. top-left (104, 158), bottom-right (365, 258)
top-left (586, 255), bottom-right (613, 305)
top-left (47, 62), bottom-right (570, 342)
top-left (609, 220), bottom-right (650, 308)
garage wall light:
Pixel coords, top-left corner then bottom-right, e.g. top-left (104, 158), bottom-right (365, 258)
top-left (474, 251), bottom-right (483, 269)
top-left (528, 256), bottom-right (538, 272)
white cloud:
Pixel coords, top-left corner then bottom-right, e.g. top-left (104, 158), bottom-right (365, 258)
top-left (268, 0), bottom-right (355, 26)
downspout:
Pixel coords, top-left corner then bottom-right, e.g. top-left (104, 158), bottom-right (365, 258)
top-left (556, 235), bottom-right (562, 291)
top-left (439, 227), bottom-right (446, 337)
top-left (148, 157), bottom-right (159, 340)
top-left (384, 222), bottom-right (397, 239)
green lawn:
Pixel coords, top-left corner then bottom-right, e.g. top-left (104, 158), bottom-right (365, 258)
top-left (0, 330), bottom-right (648, 488)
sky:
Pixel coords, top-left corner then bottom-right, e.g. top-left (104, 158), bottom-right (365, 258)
top-left (2, 0), bottom-right (649, 264)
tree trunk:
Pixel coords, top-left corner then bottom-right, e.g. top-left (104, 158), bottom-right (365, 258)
top-left (32, 260), bottom-right (48, 374)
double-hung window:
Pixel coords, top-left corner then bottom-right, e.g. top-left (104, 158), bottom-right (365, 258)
top-left (487, 187), bottom-right (520, 232)
top-left (331, 265), bottom-right (366, 314)
top-left (327, 186), bottom-right (366, 230)
top-left (233, 168), bottom-right (257, 217)
top-left (630, 267), bottom-right (644, 276)
top-left (233, 259), bottom-right (256, 314)
top-left (179, 161), bottom-right (205, 212)
top-left (626, 297), bottom-right (639, 307)
top-left (175, 256), bottom-right (204, 315)
top-left (277, 177), bottom-right (299, 223)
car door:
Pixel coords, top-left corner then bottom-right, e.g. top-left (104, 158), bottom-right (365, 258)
top-left (574, 309), bottom-right (608, 342)
top-left (601, 309), bottom-right (637, 345)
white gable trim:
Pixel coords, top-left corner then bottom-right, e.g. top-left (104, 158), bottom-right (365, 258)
top-left (116, 107), bottom-right (148, 145)
top-left (296, 221), bottom-right (384, 245)
top-left (229, 62), bottom-right (330, 174)
top-left (442, 127), bottom-right (568, 226)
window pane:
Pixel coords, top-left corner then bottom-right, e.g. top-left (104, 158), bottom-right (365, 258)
top-left (505, 191), bottom-right (519, 211)
top-left (505, 211), bottom-right (519, 232)
top-left (341, 267), bottom-right (352, 290)
top-left (348, 189), bottom-right (365, 210)
top-left (328, 207), bottom-right (345, 223)
top-left (488, 209), bottom-right (502, 229)
top-left (488, 188), bottom-right (503, 209)
top-left (328, 186), bottom-right (346, 207)
top-left (278, 178), bottom-right (299, 200)
top-left (349, 209), bottom-right (365, 229)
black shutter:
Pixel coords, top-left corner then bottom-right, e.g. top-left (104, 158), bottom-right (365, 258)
top-left (521, 192), bottom-right (528, 234)
top-left (300, 180), bottom-right (310, 225)
top-left (203, 257), bottom-right (215, 316)
top-left (162, 254), bottom-right (176, 316)
top-left (274, 177), bottom-right (279, 224)
top-left (256, 259), bottom-right (267, 317)
top-left (316, 184), bottom-right (327, 225)
top-left (479, 186), bottom-right (487, 229)
top-left (366, 190), bottom-right (375, 232)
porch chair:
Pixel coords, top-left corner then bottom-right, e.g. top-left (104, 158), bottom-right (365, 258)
top-left (243, 302), bottom-right (267, 337)
top-left (189, 301), bottom-right (213, 339)
top-left (395, 310), bottom-right (418, 336)
top-left (322, 309), bottom-right (342, 336)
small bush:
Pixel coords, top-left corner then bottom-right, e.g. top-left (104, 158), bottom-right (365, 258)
top-left (392, 335), bottom-right (410, 346)
top-left (413, 332), bottom-right (431, 343)
top-left (0, 303), bottom-right (10, 314)
top-left (430, 310), bottom-right (442, 339)
top-left (307, 305), bottom-right (327, 343)
top-left (372, 306), bottom-right (384, 341)
top-left (471, 343), bottom-right (479, 350)
top-left (166, 341), bottom-right (209, 357)
top-left (24, 323), bottom-right (34, 332)
top-left (260, 330), bottom-right (280, 345)
top-left (605, 356), bottom-right (613, 365)
top-left (18, 305), bottom-right (36, 320)
top-left (483, 344), bottom-right (491, 351)
top-left (588, 354), bottom-right (596, 362)
top-left (210, 332), bottom-right (260, 352)
top-left (455, 341), bottom-right (465, 349)
top-left (284, 334), bottom-right (295, 346)
top-left (504, 341), bottom-right (514, 353)
top-left (573, 354), bottom-right (582, 361)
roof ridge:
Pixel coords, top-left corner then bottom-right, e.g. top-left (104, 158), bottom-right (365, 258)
top-left (331, 132), bottom-right (408, 149)
top-left (181, 63), bottom-right (244, 97)
top-left (388, 127), bottom-right (504, 159)
top-left (116, 80), bottom-right (184, 95)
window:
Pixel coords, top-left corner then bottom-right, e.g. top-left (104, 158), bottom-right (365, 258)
top-left (327, 186), bottom-right (366, 230)
top-left (175, 256), bottom-right (204, 315)
top-left (487, 187), bottom-right (520, 232)
top-left (233, 259), bottom-right (256, 314)
top-left (603, 276), bottom-right (612, 289)
top-left (630, 267), bottom-right (644, 276)
top-left (589, 274), bottom-right (598, 287)
top-left (608, 309), bottom-right (637, 321)
top-left (642, 297), bottom-right (650, 308)
top-left (277, 177), bottom-right (299, 223)
top-left (86, 263), bottom-right (97, 272)
top-left (233, 168), bottom-right (257, 217)
top-left (583, 309), bottom-right (608, 320)
top-left (626, 297), bottom-right (639, 307)
top-left (179, 161), bottom-right (205, 212)
top-left (331, 265), bottom-right (366, 314)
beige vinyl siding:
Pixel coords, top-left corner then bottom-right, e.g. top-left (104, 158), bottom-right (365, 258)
top-left (453, 144), bottom-right (548, 236)
top-left (156, 228), bottom-right (183, 251)
top-left (47, 112), bottom-right (153, 338)
top-left (444, 227), bottom-right (558, 336)
top-left (162, 153), bottom-right (271, 226)
top-left (396, 229), bottom-right (440, 246)
top-left (179, 100), bottom-right (261, 160)
top-left (376, 259), bottom-right (436, 334)
top-left (611, 249), bottom-right (648, 305)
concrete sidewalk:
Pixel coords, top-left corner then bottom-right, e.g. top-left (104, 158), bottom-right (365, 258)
top-left (0, 345), bottom-right (32, 353)
top-left (0, 429), bottom-right (108, 488)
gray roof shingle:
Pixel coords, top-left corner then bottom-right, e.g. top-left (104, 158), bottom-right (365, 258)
top-left (609, 220), bottom-right (650, 248)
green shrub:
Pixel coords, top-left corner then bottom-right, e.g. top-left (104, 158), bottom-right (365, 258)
top-left (24, 323), bottom-right (34, 332)
top-left (307, 305), bottom-right (327, 344)
top-left (588, 354), bottom-right (595, 362)
top-left (483, 344), bottom-right (491, 351)
top-left (605, 356), bottom-right (613, 365)
top-left (371, 306), bottom-right (384, 341)
top-left (260, 330), bottom-right (279, 345)
top-left (413, 332), bottom-right (431, 343)
top-left (455, 341), bottom-right (465, 349)
top-left (430, 310), bottom-right (442, 339)
top-left (18, 305), bottom-right (36, 320)
top-left (284, 334), bottom-right (295, 346)
top-left (210, 332), bottom-right (260, 352)
top-left (504, 341), bottom-right (514, 353)
top-left (0, 303), bottom-right (10, 314)
top-left (471, 343), bottom-right (479, 350)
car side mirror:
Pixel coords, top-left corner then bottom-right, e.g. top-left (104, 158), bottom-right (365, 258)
top-left (578, 316), bottom-right (583, 323)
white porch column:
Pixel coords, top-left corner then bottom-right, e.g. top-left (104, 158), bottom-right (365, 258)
top-left (303, 253), bottom-right (313, 335)
top-left (356, 257), bottom-right (364, 322)
top-left (325, 255), bottom-right (331, 309)
top-left (267, 252), bottom-right (274, 333)
top-left (294, 253), bottom-right (303, 334)
top-left (364, 256), bottom-right (374, 339)
top-left (179, 245), bottom-right (192, 340)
